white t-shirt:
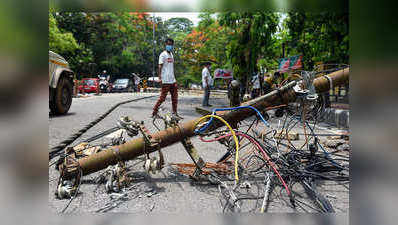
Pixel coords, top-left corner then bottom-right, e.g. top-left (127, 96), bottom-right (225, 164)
top-left (202, 67), bottom-right (213, 88)
top-left (159, 51), bottom-right (176, 84)
top-left (251, 74), bottom-right (260, 89)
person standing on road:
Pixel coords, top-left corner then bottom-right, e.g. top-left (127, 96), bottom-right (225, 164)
top-left (134, 75), bottom-right (141, 92)
top-left (152, 38), bottom-right (181, 118)
top-left (250, 72), bottom-right (261, 99)
top-left (202, 62), bottom-right (213, 107)
top-left (263, 71), bottom-right (281, 95)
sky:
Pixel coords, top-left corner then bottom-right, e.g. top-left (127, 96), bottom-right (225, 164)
top-left (151, 12), bottom-right (286, 28)
top-left (149, 0), bottom-right (201, 13)
top-left (150, 12), bottom-right (201, 26)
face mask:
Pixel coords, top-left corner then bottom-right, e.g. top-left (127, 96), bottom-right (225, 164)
top-left (166, 45), bottom-right (173, 51)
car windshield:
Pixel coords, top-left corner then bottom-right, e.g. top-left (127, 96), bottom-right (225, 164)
top-left (115, 79), bottom-right (128, 84)
top-left (84, 80), bottom-right (95, 86)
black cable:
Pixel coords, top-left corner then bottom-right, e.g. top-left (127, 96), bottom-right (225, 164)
top-left (49, 95), bottom-right (157, 160)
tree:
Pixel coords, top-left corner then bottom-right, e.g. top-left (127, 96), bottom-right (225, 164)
top-left (49, 12), bottom-right (79, 55)
top-left (54, 12), bottom-right (159, 78)
top-left (177, 13), bottom-right (232, 85)
top-left (284, 12), bottom-right (349, 70)
top-left (50, 12), bottom-right (348, 87)
top-left (165, 17), bottom-right (193, 36)
top-left (218, 12), bottom-right (279, 94)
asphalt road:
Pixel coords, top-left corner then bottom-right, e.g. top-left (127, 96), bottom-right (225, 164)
top-left (49, 91), bottom-right (349, 213)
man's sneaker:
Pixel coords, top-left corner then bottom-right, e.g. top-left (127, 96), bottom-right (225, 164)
top-left (172, 112), bottom-right (183, 119)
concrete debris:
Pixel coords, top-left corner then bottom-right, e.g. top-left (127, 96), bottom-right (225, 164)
top-left (240, 181), bottom-right (252, 189)
top-left (146, 191), bottom-right (157, 197)
top-left (326, 135), bottom-right (349, 140)
top-left (73, 142), bottom-right (89, 151)
top-left (73, 142), bottom-right (101, 156)
top-left (109, 192), bottom-right (128, 200)
top-left (337, 143), bottom-right (351, 151)
top-left (105, 129), bottom-right (126, 139)
top-left (273, 130), bottom-right (300, 141)
top-left (322, 139), bottom-right (346, 148)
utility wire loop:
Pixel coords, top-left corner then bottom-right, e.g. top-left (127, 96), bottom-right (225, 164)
top-left (195, 105), bottom-right (271, 135)
top-left (194, 115), bottom-right (240, 182)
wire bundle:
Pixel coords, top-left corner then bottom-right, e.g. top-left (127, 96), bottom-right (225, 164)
top-left (191, 96), bottom-right (349, 213)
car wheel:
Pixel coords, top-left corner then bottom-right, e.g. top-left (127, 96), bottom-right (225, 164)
top-left (50, 76), bottom-right (73, 115)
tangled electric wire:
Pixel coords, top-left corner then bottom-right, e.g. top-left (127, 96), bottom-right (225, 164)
top-left (182, 89), bottom-right (349, 213)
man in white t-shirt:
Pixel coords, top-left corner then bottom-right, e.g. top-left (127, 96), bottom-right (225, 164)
top-left (202, 62), bottom-right (213, 107)
top-left (152, 38), bottom-right (181, 118)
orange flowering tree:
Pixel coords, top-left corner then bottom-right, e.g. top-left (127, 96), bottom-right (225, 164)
top-left (176, 14), bottom-right (232, 86)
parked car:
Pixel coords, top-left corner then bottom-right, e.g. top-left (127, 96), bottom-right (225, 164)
top-left (111, 78), bottom-right (133, 92)
top-left (190, 83), bottom-right (202, 90)
top-left (78, 78), bottom-right (99, 93)
top-left (49, 51), bottom-right (74, 115)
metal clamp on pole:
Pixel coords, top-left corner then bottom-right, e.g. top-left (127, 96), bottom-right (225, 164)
top-left (56, 147), bottom-right (81, 199)
top-left (324, 75), bottom-right (333, 92)
top-left (180, 137), bottom-right (206, 180)
top-left (294, 71), bottom-right (318, 101)
top-left (137, 122), bottom-right (164, 174)
top-left (104, 155), bottom-right (129, 193)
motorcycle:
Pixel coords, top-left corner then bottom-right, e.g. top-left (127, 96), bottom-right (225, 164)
top-left (98, 74), bottom-right (111, 93)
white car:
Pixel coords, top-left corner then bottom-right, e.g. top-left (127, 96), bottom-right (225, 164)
top-left (190, 83), bottom-right (202, 90)
top-left (49, 51), bottom-right (74, 115)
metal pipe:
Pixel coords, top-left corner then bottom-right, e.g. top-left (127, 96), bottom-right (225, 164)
top-left (68, 68), bottom-right (349, 177)
top-left (313, 67), bottom-right (349, 93)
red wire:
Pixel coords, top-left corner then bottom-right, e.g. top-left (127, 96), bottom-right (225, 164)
top-left (199, 131), bottom-right (291, 196)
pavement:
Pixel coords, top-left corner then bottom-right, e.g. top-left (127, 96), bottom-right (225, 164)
top-left (49, 91), bottom-right (349, 213)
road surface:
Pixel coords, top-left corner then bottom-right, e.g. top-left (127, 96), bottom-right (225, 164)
top-left (49, 91), bottom-right (349, 213)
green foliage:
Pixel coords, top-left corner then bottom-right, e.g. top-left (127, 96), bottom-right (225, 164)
top-left (284, 12), bottom-right (349, 70)
top-left (218, 12), bottom-right (279, 86)
top-left (48, 12), bottom-right (348, 87)
top-left (165, 17), bottom-right (193, 36)
top-left (52, 12), bottom-right (167, 79)
top-left (49, 13), bottom-right (79, 54)
top-left (177, 13), bottom-right (232, 85)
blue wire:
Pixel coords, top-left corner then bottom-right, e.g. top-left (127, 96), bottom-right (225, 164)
top-left (195, 105), bottom-right (270, 134)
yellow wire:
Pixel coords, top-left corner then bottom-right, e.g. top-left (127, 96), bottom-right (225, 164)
top-left (194, 115), bottom-right (240, 182)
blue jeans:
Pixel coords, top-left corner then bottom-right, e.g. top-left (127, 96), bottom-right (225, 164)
top-left (202, 86), bottom-right (210, 106)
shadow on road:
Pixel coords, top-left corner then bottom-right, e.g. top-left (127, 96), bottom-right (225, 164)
top-left (49, 112), bottom-right (76, 118)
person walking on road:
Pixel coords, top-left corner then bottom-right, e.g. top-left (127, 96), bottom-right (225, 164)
top-left (152, 38), bottom-right (182, 118)
top-left (202, 62), bottom-right (213, 107)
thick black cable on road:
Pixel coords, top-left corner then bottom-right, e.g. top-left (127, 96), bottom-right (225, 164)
top-left (49, 95), bottom-right (158, 160)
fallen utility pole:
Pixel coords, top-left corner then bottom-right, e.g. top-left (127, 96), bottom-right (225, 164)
top-left (61, 68), bottom-right (349, 178)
